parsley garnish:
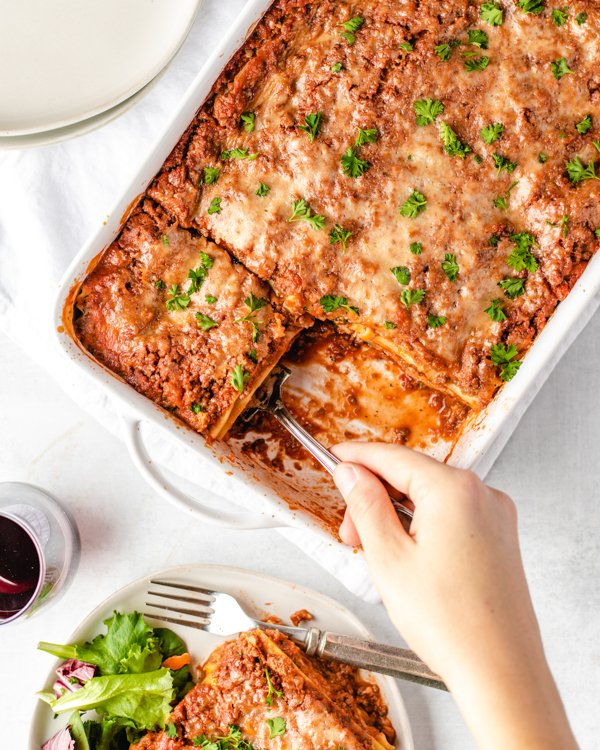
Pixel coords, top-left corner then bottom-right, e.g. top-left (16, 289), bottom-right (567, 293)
top-left (575, 115), bottom-right (592, 135)
top-left (498, 277), bottom-right (526, 299)
top-left (203, 166), bottom-right (221, 185)
top-left (190, 403), bottom-right (205, 414)
top-left (205, 294), bottom-right (217, 304)
top-left (439, 122), bottom-right (471, 158)
top-left (565, 157), bottom-right (599, 183)
top-left (465, 55), bottom-right (490, 72)
top-left (576, 12), bottom-right (587, 24)
top-left (161, 234), bottom-right (169, 247)
top-left (247, 348), bottom-right (258, 363)
top-left (427, 314), bottom-right (447, 328)
top-left (166, 723), bottom-right (178, 739)
top-left (154, 279), bottom-right (166, 290)
top-left (341, 147), bottom-right (371, 177)
top-left (166, 285), bottom-right (190, 311)
top-left (442, 253), bottom-right (459, 281)
top-left (490, 343), bottom-right (522, 381)
top-left (299, 112), bottom-right (323, 142)
top-left (399, 41), bottom-right (413, 52)
top-left (551, 7), bottom-right (568, 26)
top-left (410, 241), bottom-right (423, 255)
top-left (493, 153), bottom-right (518, 175)
top-left (516, 0), bottom-right (545, 14)
top-left (340, 16), bottom-right (364, 45)
top-left (244, 293), bottom-right (266, 313)
top-left (551, 57), bottom-right (573, 80)
top-left (538, 152), bottom-right (548, 163)
top-left (266, 718), bottom-right (286, 739)
top-left (240, 112), bottom-right (255, 133)
top-left (320, 295), bottom-right (359, 315)
top-left (288, 199), bottom-right (326, 229)
top-left (546, 216), bottom-right (569, 237)
top-left (231, 365), bottom-right (249, 394)
top-left (485, 298), bottom-right (507, 322)
top-left (414, 98), bottom-right (444, 126)
top-left (195, 313), bottom-right (219, 331)
top-left (329, 223), bottom-right (352, 251)
top-left (221, 148), bottom-right (259, 160)
top-left (355, 127), bottom-right (378, 146)
top-left (208, 197), bottom-right (222, 215)
top-left (331, 62), bottom-right (343, 73)
top-left (508, 232), bottom-right (538, 272)
top-left (468, 29), bottom-right (489, 48)
top-left (480, 2), bottom-right (503, 25)
top-left (434, 43), bottom-right (453, 61)
top-left (188, 268), bottom-right (206, 294)
top-left (400, 189), bottom-right (427, 218)
top-left (391, 266), bottom-right (411, 285)
top-left (256, 182), bottom-right (270, 197)
top-left (192, 724), bottom-right (251, 749)
top-left (489, 234), bottom-right (500, 246)
top-left (493, 180), bottom-right (519, 210)
top-left (593, 142), bottom-right (600, 153)
top-left (400, 288), bottom-right (426, 308)
top-left (384, 321), bottom-right (397, 329)
top-left (481, 122), bottom-right (505, 145)
top-left (265, 668), bottom-right (282, 707)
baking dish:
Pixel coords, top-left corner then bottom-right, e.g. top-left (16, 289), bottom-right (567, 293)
top-left (54, 0), bottom-right (600, 536)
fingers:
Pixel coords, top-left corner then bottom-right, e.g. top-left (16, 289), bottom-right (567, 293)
top-left (333, 441), bottom-right (462, 507)
top-left (333, 462), bottom-right (408, 555)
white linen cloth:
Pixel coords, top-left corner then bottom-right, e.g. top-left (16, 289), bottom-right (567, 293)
top-left (0, 0), bottom-right (379, 602)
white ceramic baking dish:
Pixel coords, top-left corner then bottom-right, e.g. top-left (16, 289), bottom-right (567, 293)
top-left (53, 0), bottom-right (600, 537)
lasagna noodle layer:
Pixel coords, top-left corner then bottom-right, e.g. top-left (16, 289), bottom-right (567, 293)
top-left (132, 629), bottom-right (395, 750)
top-left (74, 201), bottom-right (303, 439)
top-left (148, 0), bottom-right (600, 408)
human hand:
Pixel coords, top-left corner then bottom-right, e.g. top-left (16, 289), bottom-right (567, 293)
top-left (332, 443), bottom-right (577, 750)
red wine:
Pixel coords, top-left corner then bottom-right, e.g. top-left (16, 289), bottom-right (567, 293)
top-left (0, 515), bottom-right (41, 619)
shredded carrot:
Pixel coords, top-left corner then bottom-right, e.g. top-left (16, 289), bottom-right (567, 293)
top-left (162, 652), bottom-right (191, 670)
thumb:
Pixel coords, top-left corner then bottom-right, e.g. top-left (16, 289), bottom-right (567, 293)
top-left (333, 462), bottom-right (408, 558)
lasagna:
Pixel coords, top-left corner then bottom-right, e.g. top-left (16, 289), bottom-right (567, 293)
top-left (73, 1), bottom-right (600, 442)
top-left (132, 629), bottom-right (396, 750)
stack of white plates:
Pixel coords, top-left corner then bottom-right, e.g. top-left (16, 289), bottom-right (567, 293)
top-left (0, 0), bottom-right (204, 149)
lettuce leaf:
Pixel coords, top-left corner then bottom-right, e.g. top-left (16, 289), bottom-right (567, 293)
top-left (39, 669), bottom-right (174, 730)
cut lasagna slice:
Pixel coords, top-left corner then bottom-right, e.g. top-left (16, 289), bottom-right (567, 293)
top-left (73, 202), bottom-right (304, 440)
top-left (132, 629), bottom-right (395, 750)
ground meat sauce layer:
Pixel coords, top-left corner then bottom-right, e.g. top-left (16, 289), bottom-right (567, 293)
top-left (74, 1), bottom-right (600, 438)
top-left (132, 629), bottom-right (395, 750)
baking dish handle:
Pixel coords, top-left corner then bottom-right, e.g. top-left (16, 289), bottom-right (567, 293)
top-left (120, 415), bottom-right (283, 530)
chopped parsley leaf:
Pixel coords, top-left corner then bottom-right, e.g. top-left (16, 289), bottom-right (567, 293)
top-left (516, 0), bottom-right (545, 14)
top-left (576, 12), bottom-right (587, 24)
top-left (166, 285), bottom-right (190, 311)
top-left (594, 142), bottom-right (600, 153)
top-left (265, 668), bottom-right (283, 707)
top-left (205, 294), bottom-right (217, 304)
top-left (166, 724), bottom-right (178, 739)
top-left (190, 403), bottom-right (205, 414)
top-left (538, 152), bottom-right (548, 163)
top-left (320, 295), bottom-right (359, 315)
top-left (341, 147), bottom-right (371, 177)
top-left (551, 57), bottom-right (573, 80)
top-left (427, 314), bottom-right (447, 328)
top-left (355, 127), bottom-right (379, 146)
top-left (256, 182), bottom-right (270, 197)
top-left (565, 156), bottom-right (599, 183)
top-left (439, 122), bottom-right (471, 158)
top-left (340, 16), bottom-right (364, 45)
top-left (465, 55), bottom-right (490, 72)
top-left (493, 153), bottom-right (518, 175)
top-left (434, 43), bottom-right (453, 61)
top-left (266, 717), bottom-right (286, 739)
top-left (400, 288), bottom-right (426, 308)
top-left (507, 232), bottom-right (539, 272)
top-left (391, 266), bottom-right (411, 285)
top-left (442, 253), bottom-right (460, 281)
top-left (329, 223), bottom-right (352, 251)
top-left (208, 197), bottom-right (222, 214)
top-left (485, 298), bottom-right (507, 322)
top-left (154, 279), bottom-right (166, 290)
top-left (400, 189), bottom-right (427, 218)
top-left (414, 98), bottom-right (444, 126)
top-left (481, 122), bottom-right (505, 145)
top-left (231, 365), bottom-right (249, 393)
top-left (188, 267), bottom-right (207, 294)
top-left (480, 2), bottom-right (503, 25)
top-left (498, 277), bottom-right (526, 299)
top-left (195, 313), bottom-right (219, 331)
top-left (410, 241), bottom-right (423, 255)
top-left (240, 112), bottom-right (255, 133)
top-left (575, 114), bottom-right (593, 134)
top-left (489, 234), bottom-right (500, 246)
top-left (551, 7), bottom-right (569, 26)
top-left (399, 41), bottom-right (413, 52)
top-left (244, 293), bottom-right (266, 313)
top-left (247, 348), bottom-right (258, 363)
top-left (490, 343), bottom-right (522, 381)
top-left (288, 199), bottom-right (326, 229)
top-left (468, 29), bottom-right (489, 48)
top-left (203, 166), bottom-right (221, 185)
top-left (221, 148), bottom-right (259, 160)
top-left (493, 180), bottom-right (519, 210)
top-left (384, 320), bottom-right (397, 329)
top-left (299, 112), bottom-right (323, 142)
top-left (161, 234), bottom-right (169, 247)
top-left (331, 62), bottom-right (343, 73)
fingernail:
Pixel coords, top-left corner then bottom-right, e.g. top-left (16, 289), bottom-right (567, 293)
top-left (334, 463), bottom-right (359, 498)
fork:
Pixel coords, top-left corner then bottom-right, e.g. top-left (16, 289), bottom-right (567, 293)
top-left (243, 365), bottom-right (414, 524)
top-left (145, 579), bottom-right (447, 691)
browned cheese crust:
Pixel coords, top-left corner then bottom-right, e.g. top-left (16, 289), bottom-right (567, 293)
top-left (131, 629), bottom-right (395, 750)
top-left (75, 0), bottom-right (600, 436)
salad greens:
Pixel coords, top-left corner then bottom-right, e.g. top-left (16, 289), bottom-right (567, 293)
top-left (38, 611), bottom-right (192, 750)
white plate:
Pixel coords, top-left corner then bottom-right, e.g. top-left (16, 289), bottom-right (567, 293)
top-left (0, 0), bottom-right (204, 136)
top-left (29, 564), bottom-right (413, 750)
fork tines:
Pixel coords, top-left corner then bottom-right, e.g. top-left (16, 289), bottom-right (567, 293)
top-left (144, 579), bottom-right (215, 631)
